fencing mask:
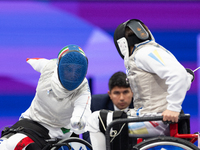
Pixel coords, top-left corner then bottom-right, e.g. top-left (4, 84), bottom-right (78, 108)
top-left (57, 44), bottom-right (88, 91)
top-left (114, 19), bottom-right (153, 59)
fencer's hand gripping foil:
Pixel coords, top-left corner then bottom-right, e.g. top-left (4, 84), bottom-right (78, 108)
top-left (186, 68), bottom-right (195, 82)
top-left (71, 117), bottom-right (86, 130)
top-left (70, 96), bottom-right (90, 130)
top-left (185, 66), bottom-right (200, 82)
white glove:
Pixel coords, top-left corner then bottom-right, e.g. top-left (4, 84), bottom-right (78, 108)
top-left (186, 68), bottom-right (195, 82)
top-left (70, 116), bottom-right (86, 131)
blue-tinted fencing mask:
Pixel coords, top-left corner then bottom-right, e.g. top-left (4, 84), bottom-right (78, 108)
top-left (57, 44), bottom-right (88, 91)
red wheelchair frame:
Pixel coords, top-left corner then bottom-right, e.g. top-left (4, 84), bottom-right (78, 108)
top-left (105, 114), bottom-right (199, 150)
top-left (169, 121), bottom-right (198, 144)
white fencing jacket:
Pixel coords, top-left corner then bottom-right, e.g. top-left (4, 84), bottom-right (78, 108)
top-left (124, 40), bottom-right (192, 116)
top-left (20, 58), bottom-right (91, 138)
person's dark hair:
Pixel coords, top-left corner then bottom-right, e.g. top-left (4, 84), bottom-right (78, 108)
top-left (108, 71), bottom-right (130, 91)
top-left (125, 27), bottom-right (134, 38)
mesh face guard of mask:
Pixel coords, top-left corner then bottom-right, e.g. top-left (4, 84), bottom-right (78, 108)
top-left (57, 44), bottom-right (88, 91)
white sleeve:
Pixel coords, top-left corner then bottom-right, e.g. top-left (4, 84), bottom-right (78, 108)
top-left (72, 93), bottom-right (91, 120)
top-left (135, 47), bottom-right (191, 112)
top-left (86, 111), bottom-right (101, 133)
top-left (90, 132), bottom-right (106, 150)
top-left (26, 58), bottom-right (50, 73)
top-left (70, 84), bottom-right (92, 134)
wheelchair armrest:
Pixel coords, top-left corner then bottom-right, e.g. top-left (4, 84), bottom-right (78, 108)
top-left (105, 114), bottom-right (191, 150)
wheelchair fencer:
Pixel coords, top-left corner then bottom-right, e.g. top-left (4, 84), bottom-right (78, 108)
top-left (104, 113), bottom-right (199, 150)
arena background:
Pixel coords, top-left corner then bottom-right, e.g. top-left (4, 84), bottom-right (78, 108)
top-left (0, 0), bottom-right (200, 137)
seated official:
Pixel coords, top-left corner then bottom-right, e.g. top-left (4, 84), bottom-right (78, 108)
top-left (83, 71), bottom-right (134, 144)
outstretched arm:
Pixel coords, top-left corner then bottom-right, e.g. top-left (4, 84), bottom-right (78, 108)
top-left (26, 58), bottom-right (49, 73)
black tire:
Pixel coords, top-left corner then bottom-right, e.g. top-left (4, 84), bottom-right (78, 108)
top-left (132, 136), bottom-right (199, 150)
top-left (50, 137), bottom-right (93, 150)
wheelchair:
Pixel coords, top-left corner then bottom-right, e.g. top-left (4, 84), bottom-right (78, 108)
top-left (105, 114), bottom-right (199, 150)
top-left (0, 126), bottom-right (93, 150)
top-left (43, 137), bottom-right (93, 150)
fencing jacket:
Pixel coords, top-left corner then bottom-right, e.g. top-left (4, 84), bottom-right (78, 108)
top-left (124, 40), bottom-right (192, 116)
top-left (20, 58), bottom-right (91, 137)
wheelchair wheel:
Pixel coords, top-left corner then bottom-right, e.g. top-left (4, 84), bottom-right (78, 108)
top-left (50, 137), bottom-right (92, 150)
top-left (133, 136), bottom-right (199, 150)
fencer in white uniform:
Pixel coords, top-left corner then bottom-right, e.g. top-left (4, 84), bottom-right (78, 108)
top-left (86, 19), bottom-right (194, 150)
top-left (0, 44), bottom-right (91, 150)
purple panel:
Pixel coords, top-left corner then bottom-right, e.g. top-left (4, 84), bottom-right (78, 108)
top-left (198, 34), bottom-right (200, 131)
top-left (51, 2), bottom-right (200, 30)
top-left (0, 76), bottom-right (36, 95)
